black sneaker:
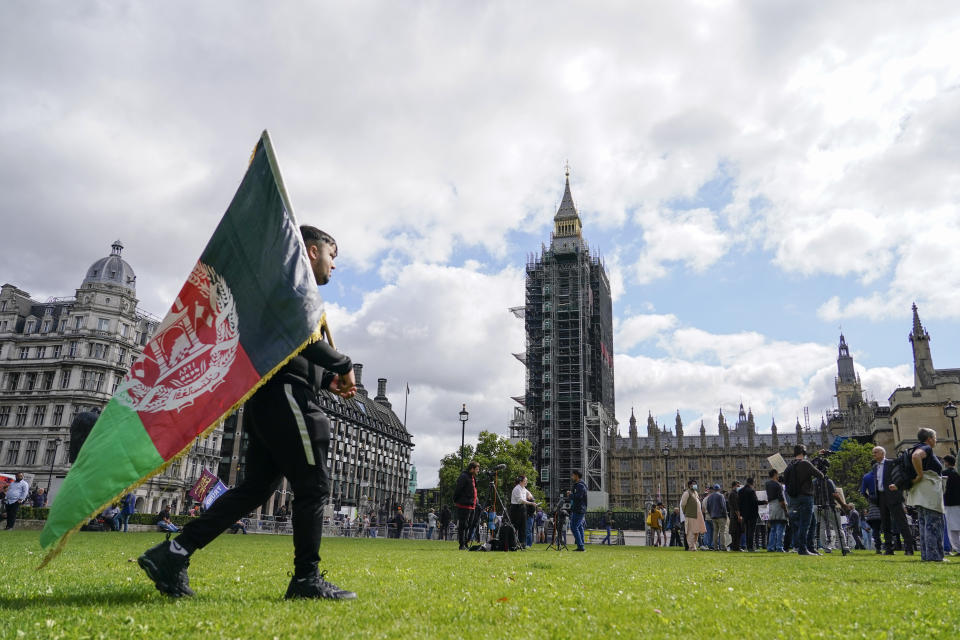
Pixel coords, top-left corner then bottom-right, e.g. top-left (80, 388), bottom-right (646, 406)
top-left (284, 570), bottom-right (357, 601)
top-left (137, 537), bottom-right (195, 597)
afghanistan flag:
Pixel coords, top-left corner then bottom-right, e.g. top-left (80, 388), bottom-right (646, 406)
top-left (39, 130), bottom-right (327, 565)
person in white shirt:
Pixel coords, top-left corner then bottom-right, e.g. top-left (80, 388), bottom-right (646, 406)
top-left (510, 475), bottom-right (537, 549)
top-left (426, 509), bottom-right (438, 540)
top-left (4, 473), bottom-right (30, 530)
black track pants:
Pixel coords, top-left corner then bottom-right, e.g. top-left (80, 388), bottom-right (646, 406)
top-left (177, 381), bottom-right (331, 576)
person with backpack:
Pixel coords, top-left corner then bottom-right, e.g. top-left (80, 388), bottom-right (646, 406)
top-left (905, 428), bottom-right (945, 562)
top-left (872, 445), bottom-right (915, 556)
top-left (782, 444), bottom-right (825, 556)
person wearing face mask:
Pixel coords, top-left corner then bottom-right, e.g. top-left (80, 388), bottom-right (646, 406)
top-left (679, 479), bottom-right (706, 551)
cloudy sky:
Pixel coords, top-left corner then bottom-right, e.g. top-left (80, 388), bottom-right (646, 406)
top-left (3, 2), bottom-right (960, 487)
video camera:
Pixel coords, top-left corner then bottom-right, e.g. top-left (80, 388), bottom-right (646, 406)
top-left (479, 463), bottom-right (507, 477)
top-left (811, 450), bottom-right (833, 473)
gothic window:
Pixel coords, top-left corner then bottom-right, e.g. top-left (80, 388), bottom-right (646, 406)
top-left (688, 459), bottom-right (699, 471)
top-left (711, 459), bottom-right (722, 471)
top-left (620, 460), bottom-right (631, 472)
top-left (643, 460), bottom-right (653, 472)
top-left (736, 458), bottom-right (746, 470)
top-left (620, 479), bottom-right (631, 494)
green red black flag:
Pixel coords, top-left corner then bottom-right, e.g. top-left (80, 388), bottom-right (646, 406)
top-left (40, 131), bottom-right (326, 565)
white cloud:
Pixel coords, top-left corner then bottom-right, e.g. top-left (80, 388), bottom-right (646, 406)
top-left (615, 313), bottom-right (679, 351)
top-left (325, 262), bottom-right (525, 485)
top-left (616, 327), bottom-right (912, 436)
top-left (632, 208), bottom-right (730, 284)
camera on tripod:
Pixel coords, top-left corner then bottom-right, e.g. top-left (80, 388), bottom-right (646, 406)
top-left (480, 463), bottom-right (507, 477)
top-left (811, 450), bottom-right (833, 473)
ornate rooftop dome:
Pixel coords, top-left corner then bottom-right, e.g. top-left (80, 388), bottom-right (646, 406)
top-left (82, 240), bottom-right (136, 293)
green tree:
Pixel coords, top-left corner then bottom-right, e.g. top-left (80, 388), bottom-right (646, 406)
top-left (827, 440), bottom-right (874, 511)
top-left (436, 431), bottom-right (541, 509)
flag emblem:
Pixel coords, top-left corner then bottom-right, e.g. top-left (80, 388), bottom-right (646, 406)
top-left (118, 261), bottom-right (239, 414)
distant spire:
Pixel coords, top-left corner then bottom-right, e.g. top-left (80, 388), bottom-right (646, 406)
top-left (554, 167), bottom-right (579, 221)
top-left (912, 302), bottom-right (926, 338)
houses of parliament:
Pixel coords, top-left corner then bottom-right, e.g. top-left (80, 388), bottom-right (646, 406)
top-left (607, 304), bottom-right (959, 510)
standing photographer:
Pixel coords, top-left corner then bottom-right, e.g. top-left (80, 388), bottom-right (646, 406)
top-left (454, 461), bottom-right (480, 550)
top-left (783, 444), bottom-right (824, 556)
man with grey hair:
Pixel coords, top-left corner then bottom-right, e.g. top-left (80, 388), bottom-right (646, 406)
top-left (873, 445), bottom-right (914, 556)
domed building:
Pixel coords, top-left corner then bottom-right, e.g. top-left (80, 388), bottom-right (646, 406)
top-left (0, 242), bottom-right (223, 514)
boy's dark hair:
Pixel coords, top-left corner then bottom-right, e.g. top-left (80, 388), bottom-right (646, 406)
top-left (793, 444), bottom-right (806, 457)
top-left (944, 454), bottom-right (957, 466)
top-left (300, 225), bottom-right (336, 249)
top-left (768, 468), bottom-right (779, 477)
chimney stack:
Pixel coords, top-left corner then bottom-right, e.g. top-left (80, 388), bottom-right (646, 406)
top-left (375, 378), bottom-right (391, 409)
top-left (353, 363), bottom-right (368, 396)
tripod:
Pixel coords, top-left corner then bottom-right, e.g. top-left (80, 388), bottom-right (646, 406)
top-left (545, 505), bottom-right (569, 552)
top-left (487, 472), bottom-right (518, 550)
top-left (813, 475), bottom-right (849, 556)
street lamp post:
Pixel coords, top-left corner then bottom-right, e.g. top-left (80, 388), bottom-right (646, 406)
top-left (47, 437), bottom-right (62, 494)
top-left (661, 444), bottom-right (671, 509)
top-left (944, 401), bottom-right (959, 455)
top-left (459, 404), bottom-right (470, 470)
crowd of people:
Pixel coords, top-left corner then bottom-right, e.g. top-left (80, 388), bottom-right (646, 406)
top-left (647, 434), bottom-right (957, 561)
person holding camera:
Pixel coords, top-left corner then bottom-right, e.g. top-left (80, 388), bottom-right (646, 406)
top-left (783, 444), bottom-right (824, 556)
top-left (510, 475), bottom-right (537, 549)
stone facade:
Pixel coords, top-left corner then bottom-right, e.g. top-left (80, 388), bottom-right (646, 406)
top-left (608, 405), bottom-right (829, 510)
top-left (0, 241), bottom-right (222, 513)
top-left (886, 304), bottom-right (960, 456)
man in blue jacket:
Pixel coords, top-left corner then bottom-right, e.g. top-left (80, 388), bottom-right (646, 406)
top-left (569, 471), bottom-right (588, 551)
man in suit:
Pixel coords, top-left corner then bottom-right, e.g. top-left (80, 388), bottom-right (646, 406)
top-left (872, 446), bottom-right (915, 556)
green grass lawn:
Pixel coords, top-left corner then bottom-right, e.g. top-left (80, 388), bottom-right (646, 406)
top-left (1, 531), bottom-right (958, 639)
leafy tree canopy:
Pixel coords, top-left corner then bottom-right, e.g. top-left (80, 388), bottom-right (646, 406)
top-left (826, 440), bottom-right (875, 512)
top-left (437, 431), bottom-right (542, 510)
